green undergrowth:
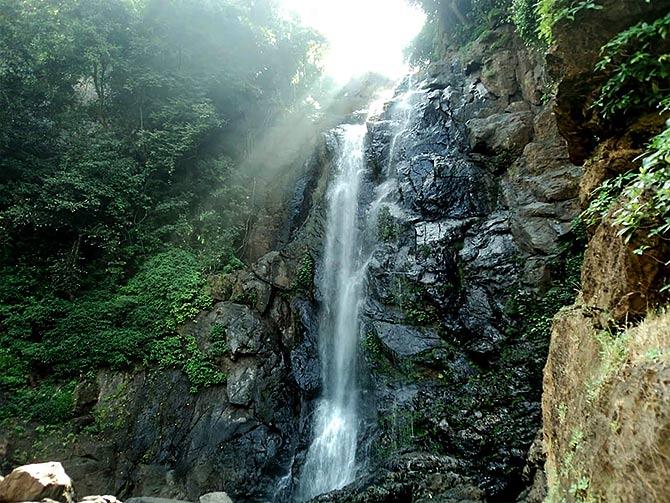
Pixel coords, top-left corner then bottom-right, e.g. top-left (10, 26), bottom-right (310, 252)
top-left (0, 381), bottom-right (77, 425)
top-left (390, 276), bottom-right (439, 326)
top-left (408, 0), bottom-right (605, 63)
top-left (584, 12), bottom-right (670, 286)
top-left (503, 219), bottom-right (585, 375)
top-left (293, 252), bottom-right (315, 295)
top-left (509, 0), bottom-right (603, 46)
top-left (0, 248), bottom-right (225, 424)
top-left (594, 13), bottom-right (670, 119)
top-left (549, 310), bottom-right (670, 502)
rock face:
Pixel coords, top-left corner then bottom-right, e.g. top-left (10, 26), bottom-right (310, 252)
top-left (543, 306), bottom-right (670, 502)
top-left (344, 23), bottom-right (582, 500)
top-left (94, 300), bottom-right (302, 502)
top-left (309, 453), bottom-right (485, 503)
top-left (538, 2), bottom-right (670, 501)
top-left (0, 462), bottom-right (74, 503)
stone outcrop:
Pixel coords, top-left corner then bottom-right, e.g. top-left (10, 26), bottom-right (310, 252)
top-left (343, 21), bottom-right (582, 500)
top-left (543, 306), bottom-right (670, 502)
top-left (310, 453), bottom-right (484, 503)
top-left (538, 1), bottom-right (670, 501)
top-left (0, 462), bottom-right (74, 503)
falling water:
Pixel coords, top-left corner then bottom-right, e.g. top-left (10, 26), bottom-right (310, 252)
top-left (296, 80), bottom-right (422, 501)
top-left (297, 124), bottom-right (367, 501)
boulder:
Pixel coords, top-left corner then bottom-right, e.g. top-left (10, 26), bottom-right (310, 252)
top-left (199, 493), bottom-right (233, 503)
top-left (373, 321), bottom-right (442, 357)
top-left (252, 251), bottom-right (292, 290)
top-left (79, 496), bottom-right (122, 503)
top-left (226, 363), bottom-right (258, 406)
top-left (0, 462), bottom-right (74, 503)
top-left (467, 111), bottom-right (534, 155)
top-left (480, 49), bottom-right (519, 101)
top-left (581, 218), bottom-right (668, 320)
top-left (125, 498), bottom-right (190, 503)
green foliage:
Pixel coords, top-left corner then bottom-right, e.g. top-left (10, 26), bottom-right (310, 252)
top-left (511, 0), bottom-right (541, 45)
top-left (377, 207), bottom-right (398, 242)
top-left (536, 0), bottom-right (602, 45)
top-left (391, 276), bottom-right (438, 326)
top-left (405, 16), bottom-right (442, 66)
top-left (121, 249), bottom-right (212, 333)
top-left (182, 353), bottom-right (226, 394)
top-left (583, 124), bottom-right (670, 258)
top-left (510, 0), bottom-right (603, 46)
top-left (0, 0), bottom-right (324, 423)
top-left (208, 323), bottom-right (230, 358)
top-left (503, 220), bottom-right (585, 374)
top-left (1, 382), bottom-right (76, 425)
top-left (294, 253), bottom-right (315, 293)
top-left (406, 0), bottom-right (513, 61)
top-left (586, 328), bottom-right (629, 401)
top-left (0, 248), bottom-right (211, 392)
top-left (594, 13), bottom-right (670, 118)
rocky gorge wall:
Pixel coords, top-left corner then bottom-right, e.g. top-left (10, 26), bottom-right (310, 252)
top-left (1, 17), bottom-right (582, 503)
top-left (2, 2), bottom-right (669, 502)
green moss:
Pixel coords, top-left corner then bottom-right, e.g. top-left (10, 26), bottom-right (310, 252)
top-left (293, 252), bottom-right (315, 293)
top-left (149, 334), bottom-right (226, 393)
top-left (230, 289), bottom-right (258, 307)
top-left (208, 322), bottom-right (230, 357)
top-left (390, 276), bottom-right (438, 326)
top-left (377, 207), bottom-right (398, 242)
top-left (372, 407), bottom-right (434, 462)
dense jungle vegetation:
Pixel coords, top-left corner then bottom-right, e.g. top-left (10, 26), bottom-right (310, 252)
top-left (0, 0), bottom-right (325, 419)
top-left (2, 0), bottom-right (669, 428)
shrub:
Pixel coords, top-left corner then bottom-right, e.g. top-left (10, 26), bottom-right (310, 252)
top-left (1, 382), bottom-right (76, 425)
top-left (294, 253), bottom-right (315, 292)
top-left (120, 248), bottom-right (212, 334)
top-left (511, 0), bottom-right (540, 45)
top-left (594, 13), bottom-right (670, 119)
top-left (536, 0), bottom-right (602, 45)
top-left (583, 123), bottom-right (670, 263)
top-left (377, 207), bottom-right (398, 242)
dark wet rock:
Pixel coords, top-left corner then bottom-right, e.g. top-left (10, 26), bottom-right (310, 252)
top-left (373, 321), bottom-right (442, 357)
top-left (457, 287), bottom-right (505, 354)
top-left (309, 453), bottom-right (484, 503)
top-left (414, 218), bottom-right (474, 247)
top-left (289, 300), bottom-right (321, 396)
top-left (398, 155), bottom-right (495, 219)
top-left (227, 363), bottom-right (259, 406)
top-left (467, 111), bottom-right (533, 155)
top-left (253, 251), bottom-right (292, 290)
top-left (211, 302), bottom-right (271, 357)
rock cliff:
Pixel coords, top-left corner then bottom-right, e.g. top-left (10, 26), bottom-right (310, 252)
top-left (2, 2), bottom-right (669, 502)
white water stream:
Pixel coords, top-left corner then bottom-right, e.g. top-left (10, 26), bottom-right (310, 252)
top-left (296, 84), bottom-right (419, 502)
top-left (297, 124), bottom-right (367, 501)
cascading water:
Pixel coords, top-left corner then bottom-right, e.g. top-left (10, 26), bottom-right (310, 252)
top-left (297, 123), bottom-right (367, 501)
top-left (296, 82), bottom-right (420, 502)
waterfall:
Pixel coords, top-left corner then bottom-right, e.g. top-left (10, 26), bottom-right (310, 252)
top-left (297, 124), bottom-right (367, 501)
top-left (295, 82), bottom-right (420, 501)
